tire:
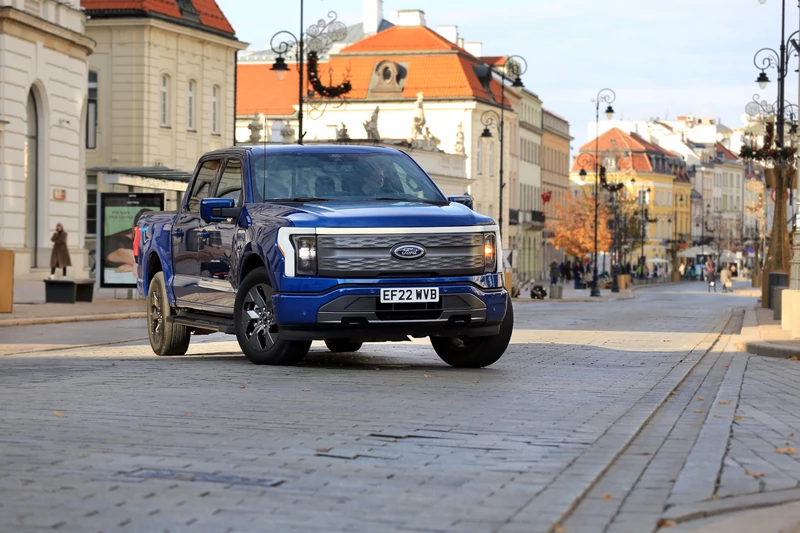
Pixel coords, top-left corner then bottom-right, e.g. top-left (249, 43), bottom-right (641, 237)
top-left (325, 339), bottom-right (363, 353)
top-left (234, 267), bottom-right (311, 365)
top-left (431, 298), bottom-right (514, 368)
top-left (147, 271), bottom-right (191, 356)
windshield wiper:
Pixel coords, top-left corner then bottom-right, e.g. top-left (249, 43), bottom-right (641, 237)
top-left (373, 197), bottom-right (449, 205)
top-left (270, 197), bottom-right (331, 203)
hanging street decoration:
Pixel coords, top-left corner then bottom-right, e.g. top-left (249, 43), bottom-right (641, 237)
top-left (306, 51), bottom-right (352, 99)
top-left (739, 122), bottom-right (797, 164)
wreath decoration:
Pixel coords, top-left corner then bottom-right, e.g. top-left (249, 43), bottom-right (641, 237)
top-left (739, 122), bottom-right (797, 162)
top-left (599, 166), bottom-right (625, 193)
top-left (307, 51), bottom-right (352, 99)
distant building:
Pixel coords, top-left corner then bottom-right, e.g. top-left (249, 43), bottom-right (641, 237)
top-left (542, 110), bottom-right (572, 269)
top-left (0, 0), bottom-right (95, 276)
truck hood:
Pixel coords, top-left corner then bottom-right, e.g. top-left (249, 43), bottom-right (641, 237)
top-left (277, 201), bottom-right (494, 228)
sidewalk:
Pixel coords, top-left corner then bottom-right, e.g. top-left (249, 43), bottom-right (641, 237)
top-left (516, 282), bottom-right (635, 303)
top-left (0, 278), bottom-right (145, 327)
top-left (741, 305), bottom-right (800, 359)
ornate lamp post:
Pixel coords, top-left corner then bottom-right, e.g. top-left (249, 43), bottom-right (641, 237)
top-left (666, 194), bottom-right (685, 282)
top-left (743, 0), bottom-right (800, 304)
top-left (584, 89), bottom-right (617, 296)
top-left (478, 55), bottom-right (528, 240)
top-left (270, 7), bottom-right (350, 145)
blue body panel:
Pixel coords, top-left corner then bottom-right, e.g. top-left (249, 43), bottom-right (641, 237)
top-left (136, 145), bottom-right (507, 332)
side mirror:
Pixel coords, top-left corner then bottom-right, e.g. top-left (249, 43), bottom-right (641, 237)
top-left (200, 197), bottom-right (241, 223)
top-left (448, 195), bottom-right (474, 210)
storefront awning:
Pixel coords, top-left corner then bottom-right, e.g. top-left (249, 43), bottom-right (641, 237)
top-left (90, 166), bottom-right (192, 192)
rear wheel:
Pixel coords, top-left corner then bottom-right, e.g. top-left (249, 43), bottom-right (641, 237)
top-left (147, 271), bottom-right (191, 356)
top-left (234, 267), bottom-right (311, 365)
top-left (325, 339), bottom-right (363, 353)
top-left (431, 298), bottom-right (514, 368)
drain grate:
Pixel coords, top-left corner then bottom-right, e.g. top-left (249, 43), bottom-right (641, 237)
top-left (127, 469), bottom-right (284, 488)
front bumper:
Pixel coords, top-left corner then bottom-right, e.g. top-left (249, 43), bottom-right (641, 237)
top-left (273, 281), bottom-right (507, 342)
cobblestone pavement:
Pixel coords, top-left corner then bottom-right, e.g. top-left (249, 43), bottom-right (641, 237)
top-left (0, 283), bottom-right (758, 533)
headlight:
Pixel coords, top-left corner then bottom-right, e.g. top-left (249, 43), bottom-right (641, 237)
top-left (483, 233), bottom-right (496, 273)
top-left (292, 235), bottom-right (317, 276)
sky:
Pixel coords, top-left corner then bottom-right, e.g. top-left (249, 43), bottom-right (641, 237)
top-left (216, 0), bottom-right (796, 152)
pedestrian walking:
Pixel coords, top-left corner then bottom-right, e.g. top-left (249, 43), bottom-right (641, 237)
top-left (549, 260), bottom-right (559, 286)
top-left (730, 264), bottom-right (737, 278)
top-left (679, 263), bottom-right (685, 278)
top-left (49, 223), bottom-right (71, 279)
top-left (707, 268), bottom-right (717, 292)
top-left (720, 266), bottom-right (731, 293)
top-left (573, 262), bottom-right (581, 290)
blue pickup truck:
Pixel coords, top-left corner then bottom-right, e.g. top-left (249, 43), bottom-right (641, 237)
top-left (136, 145), bottom-right (512, 367)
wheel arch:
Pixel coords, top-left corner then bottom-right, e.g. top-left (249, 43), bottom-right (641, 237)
top-left (239, 252), bottom-right (274, 287)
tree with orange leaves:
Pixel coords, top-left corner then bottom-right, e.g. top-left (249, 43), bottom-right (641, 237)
top-left (547, 190), bottom-right (612, 258)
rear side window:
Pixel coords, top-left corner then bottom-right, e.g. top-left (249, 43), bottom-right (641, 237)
top-left (187, 159), bottom-right (221, 212)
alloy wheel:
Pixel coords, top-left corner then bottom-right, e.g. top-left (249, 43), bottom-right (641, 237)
top-left (150, 288), bottom-right (164, 345)
top-left (240, 284), bottom-right (278, 352)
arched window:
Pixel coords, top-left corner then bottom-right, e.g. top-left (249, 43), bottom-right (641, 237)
top-left (211, 85), bottom-right (220, 134)
top-left (187, 79), bottom-right (196, 131)
top-left (160, 75), bottom-right (170, 127)
top-left (25, 90), bottom-right (39, 256)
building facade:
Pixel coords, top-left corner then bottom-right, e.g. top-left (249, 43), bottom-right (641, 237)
top-left (541, 109), bottom-right (572, 269)
top-left (0, 0), bottom-right (95, 276)
top-left (570, 128), bottom-right (693, 273)
top-left (81, 0), bottom-right (246, 249)
top-left (516, 88), bottom-right (545, 281)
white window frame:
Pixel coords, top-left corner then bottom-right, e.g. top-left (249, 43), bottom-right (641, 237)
top-left (187, 79), bottom-right (196, 131)
top-left (211, 85), bottom-right (220, 135)
top-left (160, 75), bottom-right (170, 127)
top-left (488, 142), bottom-right (495, 176)
top-left (476, 142), bottom-right (483, 175)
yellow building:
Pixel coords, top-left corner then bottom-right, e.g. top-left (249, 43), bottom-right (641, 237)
top-left (570, 128), bottom-right (693, 273)
top-left (542, 109), bottom-right (572, 268)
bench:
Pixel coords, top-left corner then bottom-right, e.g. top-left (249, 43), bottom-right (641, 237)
top-left (43, 279), bottom-right (95, 304)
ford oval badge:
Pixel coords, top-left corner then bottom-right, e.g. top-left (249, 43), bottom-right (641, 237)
top-left (391, 243), bottom-right (426, 260)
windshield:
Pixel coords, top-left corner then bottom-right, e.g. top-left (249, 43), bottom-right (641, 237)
top-left (249, 152), bottom-right (447, 203)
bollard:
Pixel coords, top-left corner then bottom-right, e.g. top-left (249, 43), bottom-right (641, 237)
top-left (0, 249), bottom-right (13, 313)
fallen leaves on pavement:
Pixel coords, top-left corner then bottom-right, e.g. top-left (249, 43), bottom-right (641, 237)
top-left (53, 411), bottom-right (65, 417)
top-left (316, 448), bottom-right (332, 453)
top-left (554, 526), bottom-right (566, 533)
top-left (697, 396), bottom-right (704, 401)
top-left (736, 416), bottom-right (744, 422)
top-left (695, 410), bottom-right (703, 413)
top-left (790, 356), bottom-right (799, 361)
top-left (745, 468), bottom-right (765, 478)
top-left (657, 519), bottom-right (677, 527)
top-left (240, 386), bottom-right (246, 389)
top-left (183, 412), bottom-right (190, 416)
top-left (776, 447), bottom-right (797, 455)
top-left (601, 493), bottom-right (613, 500)
top-left (423, 374), bottom-right (432, 378)
top-left (302, 388), bottom-right (312, 392)
top-left (719, 401), bottom-right (731, 405)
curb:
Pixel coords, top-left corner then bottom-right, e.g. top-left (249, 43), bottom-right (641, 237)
top-left (0, 312), bottom-right (147, 328)
top-left (739, 305), bottom-right (800, 359)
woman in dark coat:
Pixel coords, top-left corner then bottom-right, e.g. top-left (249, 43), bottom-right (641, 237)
top-left (50, 223), bottom-right (71, 279)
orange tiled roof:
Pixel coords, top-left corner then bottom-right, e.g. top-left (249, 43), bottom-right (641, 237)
top-left (572, 128), bottom-right (688, 178)
top-left (237, 50), bottom-right (516, 116)
top-left (341, 25), bottom-right (464, 53)
top-left (716, 142), bottom-right (739, 161)
top-left (81, 0), bottom-right (235, 35)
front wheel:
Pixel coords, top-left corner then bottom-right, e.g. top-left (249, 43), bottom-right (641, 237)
top-left (147, 271), bottom-right (191, 356)
top-left (234, 267), bottom-right (311, 365)
top-left (431, 298), bottom-right (514, 368)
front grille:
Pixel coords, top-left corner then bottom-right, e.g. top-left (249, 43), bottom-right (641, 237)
top-left (317, 233), bottom-right (485, 278)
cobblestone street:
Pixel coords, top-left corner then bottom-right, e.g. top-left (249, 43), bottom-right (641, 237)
top-left (2, 283), bottom-right (799, 533)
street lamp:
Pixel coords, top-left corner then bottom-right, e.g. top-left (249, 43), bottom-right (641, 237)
top-left (270, 6), bottom-right (349, 145)
top-left (589, 88), bottom-right (616, 296)
top-left (478, 55), bottom-right (528, 240)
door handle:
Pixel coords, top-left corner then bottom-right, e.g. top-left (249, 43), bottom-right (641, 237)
top-left (174, 229), bottom-right (184, 238)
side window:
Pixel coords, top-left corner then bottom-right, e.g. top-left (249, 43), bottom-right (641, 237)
top-left (214, 158), bottom-right (243, 206)
top-left (187, 159), bottom-right (221, 213)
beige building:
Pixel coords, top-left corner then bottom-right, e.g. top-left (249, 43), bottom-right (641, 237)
top-left (82, 0), bottom-right (246, 249)
top-left (541, 109), bottom-right (572, 268)
top-left (0, 0), bottom-right (95, 276)
top-left (516, 88), bottom-right (545, 281)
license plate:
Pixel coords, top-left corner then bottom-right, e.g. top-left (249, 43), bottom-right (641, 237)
top-left (380, 287), bottom-right (440, 303)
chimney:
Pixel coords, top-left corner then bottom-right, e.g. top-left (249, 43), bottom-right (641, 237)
top-left (363, 0), bottom-right (383, 35)
top-left (436, 25), bottom-right (458, 44)
top-left (464, 41), bottom-right (482, 57)
top-left (390, 9), bottom-right (426, 27)
top-left (457, 37), bottom-right (465, 48)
